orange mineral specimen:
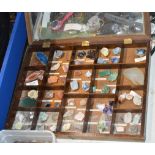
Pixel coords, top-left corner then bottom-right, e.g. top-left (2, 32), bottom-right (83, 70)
top-left (48, 76), bottom-right (58, 84)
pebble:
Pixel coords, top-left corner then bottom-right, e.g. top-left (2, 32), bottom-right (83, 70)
top-left (55, 91), bottom-right (64, 100)
top-left (136, 49), bottom-right (146, 57)
top-left (70, 80), bottom-right (79, 91)
top-left (133, 96), bottom-right (142, 106)
top-left (62, 64), bottom-right (69, 73)
top-left (107, 72), bottom-right (118, 81)
top-left (125, 93), bottom-right (133, 100)
top-left (49, 125), bottom-right (57, 132)
top-left (111, 88), bottom-right (116, 94)
top-left (82, 82), bottom-right (90, 91)
top-left (62, 123), bottom-right (71, 131)
top-left (97, 57), bottom-right (105, 64)
top-left (48, 76), bottom-right (58, 84)
top-left (132, 114), bottom-right (141, 125)
top-left (96, 104), bottom-right (105, 112)
top-left (118, 93), bottom-right (126, 103)
top-left (111, 57), bottom-right (120, 63)
top-left (50, 63), bottom-right (60, 71)
top-left (54, 50), bottom-right (64, 59)
top-left (67, 99), bottom-right (75, 106)
top-left (123, 112), bottom-right (132, 124)
top-left (28, 90), bottom-right (38, 99)
top-left (63, 110), bottom-right (74, 118)
top-left (45, 91), bottom-right (54, 98)
top-left (74, 70), bottom-right (82, 76)
top-left (112, 47), bottom-right (121, 55)
top-left (39, 112), bottom-right (49, 122)
top-left (80, 99), bottom-right (87, 106)
top-left (102, 85), bottom-right (110, 94)
top-left (54, 102), bottom-right (60, 108)
top-left (74, 112), bottom-right (85, 121)
top-left (100, 47), bottom-right (109, 57)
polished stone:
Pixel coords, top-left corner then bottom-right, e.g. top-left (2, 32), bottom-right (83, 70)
top-left (25, 70), bottom-right (44, 83)
top-left (70, 80), bottom-right (79, 91)
top-left (35, 52), bottom-right (48, 65)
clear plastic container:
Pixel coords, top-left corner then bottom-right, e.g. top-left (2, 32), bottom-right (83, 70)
top-left (0, 130), bottom-right (56, 143)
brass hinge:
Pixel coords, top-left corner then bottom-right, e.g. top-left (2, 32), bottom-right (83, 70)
top-left (82, 40), bottom-right (90, 46)
top-left (42, 41), bottom-right (51, 48)
top-left (124, 38), bottom-right (132, 45)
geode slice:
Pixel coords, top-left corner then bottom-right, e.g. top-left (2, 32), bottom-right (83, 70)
top-left (86, 50), bottom-right (96, 59)
top-left (77, 51), bottom-right (86, 58)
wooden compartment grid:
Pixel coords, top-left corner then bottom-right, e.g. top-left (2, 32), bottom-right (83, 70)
top-left (5, 41), bottom-right (150, 141)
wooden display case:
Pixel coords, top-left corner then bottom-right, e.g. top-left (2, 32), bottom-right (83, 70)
top-left (5, 12), bottom-right (151, 141)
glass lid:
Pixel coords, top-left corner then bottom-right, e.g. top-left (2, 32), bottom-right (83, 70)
top-left (28, 12), bottom-right (145, 41)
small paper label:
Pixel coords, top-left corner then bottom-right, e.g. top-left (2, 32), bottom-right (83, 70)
top-left (52, 61), bottom-right (62, 63)
top-left (64, 23), bottom-right (83, 31)
top-left (116, 126), bottom-right (125, 132)
top-left (26, 80), bottom-right (39, 86)
top-left (82, 81), bottom-right (91, 83)
top-left (42, 100), bottom-right (53, 102)
top-left (135, 56), bottom-right (146, 62)
top-left (70, 78), bottom-right (81, 81)
top-left (115, 123), bottom-right (127, 127)
top-left (49, 73), bottom-right (60, 75)
top-left (95, 78), bottom-right (107, 81)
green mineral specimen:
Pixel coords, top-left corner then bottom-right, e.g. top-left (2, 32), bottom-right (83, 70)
top-left (102, 85), bottom-right (110, 94)
top-left (19, 97), bottom-right (37, 107)
top-left (107, 72), bottom-right (118, 81)
top-left (98, 70), bottom-right (111, 77)
top-left (92, 86), bottom-right (96, 92)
